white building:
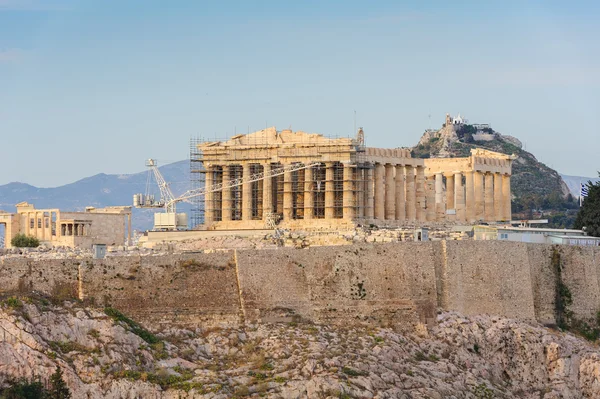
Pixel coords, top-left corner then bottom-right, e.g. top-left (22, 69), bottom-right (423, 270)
top-left (473, 225), bottom-right (600, 246)
top-left (452, 113), bottom-right (467, 125)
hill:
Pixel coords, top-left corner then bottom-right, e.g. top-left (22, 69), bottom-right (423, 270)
top-left (412, 122), bottom-right (579, 226)
top-left (0, 160), bottom-right (195, 231)
top-left (561, 174), bottom-right (600, 198)
top-left (1, 298), bottom-right (600, 397)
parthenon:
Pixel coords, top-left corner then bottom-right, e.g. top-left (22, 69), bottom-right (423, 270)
top-left (197, 127), bottom-right (515, 230)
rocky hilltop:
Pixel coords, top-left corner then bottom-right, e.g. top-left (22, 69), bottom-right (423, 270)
top-left (412, 121), bottom-right (575, 221)
top-left (1, 297), bottom-right (600, 398)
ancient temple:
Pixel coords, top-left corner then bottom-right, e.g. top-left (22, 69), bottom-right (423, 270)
top-left (197, 127), bottom-right (515, 230)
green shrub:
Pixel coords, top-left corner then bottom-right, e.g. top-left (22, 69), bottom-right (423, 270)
top-left (4, 297), bottom-right (23, 309)
top-left (473, 382), bottom-right (494, 399)
top-left (104, 307), bottom-right (159, 344)
top-left (341, 366), bottom-right (368, 377)
top-left (10, 234), bottom-right (40, 248)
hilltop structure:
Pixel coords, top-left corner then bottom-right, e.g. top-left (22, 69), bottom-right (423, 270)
top-left (196, 127), bottom-right (515, 230)
top-left (0, 202), bottom-right (132, 248)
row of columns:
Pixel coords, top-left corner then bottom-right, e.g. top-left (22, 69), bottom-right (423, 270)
top-left (369, 164), bottom-right (427, 222)
top-left (205, 162), bottom-right (357, 224)
top-left (444, 171), bottom-right (511, 222)
top-left (24, 212), bottom-right (55, 240)
top-left (60, 222), bottom-right (90, 237)
top-left (363, 165), bottom-right (511, 223)
top-left (204, 162), bottom-right (511, 225)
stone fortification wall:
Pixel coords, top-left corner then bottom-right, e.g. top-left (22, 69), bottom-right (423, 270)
top-left (0, 257), bottom-right (80, 298)
top-left (441, 241), bottom-right (537, 320)
top-left (554, 246), bottom-right (600, 321)
top-left (236, 243), bottom-right (438, 328)
top-left (527, 245), bottom-right (558, 324)
top-left (82, 252), bottom-right (241, 329)
top-left (1, 242), bottom-right (599, 329)
top-left (526, 245), bottom-right (600, 325)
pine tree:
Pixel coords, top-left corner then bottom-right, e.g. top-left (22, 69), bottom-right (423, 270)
top-left (47, 366), bottom-right (71, 399)
top-left (574, 173), bottom-right (600, 237)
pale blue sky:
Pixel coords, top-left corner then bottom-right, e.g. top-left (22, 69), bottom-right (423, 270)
top-left (1, 0), bottom-right (599, 186)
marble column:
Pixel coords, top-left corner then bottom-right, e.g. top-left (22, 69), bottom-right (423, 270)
top-left (357, 168), bottom-right (365, 218)
top-left (405, 166), bottom-right (416, 221)
top-left (242, 163), bottom-right (252, 221)
top-left (455, 172), bottom-right (466, 222)
top-left (474, 171), bottom-right (485, 221)
top-left (204, 166), bottom-right (214, 224)
top-left (415, 166), bottom-right (426, 222)
top-left (343, 165), bottom-right (355, 220)
top-left (304, 165), bottom-right (313, 220)
top-left (283, 165), bottom-right (294, 221)
top-left (325, 163), bottom-right (335, 219)
top-left (494, 173), bottom-right (503, 221)
top-left (395, 165), bottom-right (405, 221)
top-left (435, 172), bottom-right (445, 221)
top-left (445, 173), bottom-right (455, 211)
top-left (364, 167), bottom-right (375, 219)
top-left (502, 174), bottom-right (512, 221)
top-left (426, 176), bottom-right (436, 222)
top-left (25, 212), bottom-right (29, 236)
top-left (465, 171), bottom-right (475, 222)
top-left (384, 164), bottom-right (395, 220)
top-left (262, 163), bottom-right (273, 221)
top-left (484, 172), bottom-right (494, 222)
top-left (374, 163), bottom-right (385, 220)
top-left (221, 165), bottom-right (231, 221)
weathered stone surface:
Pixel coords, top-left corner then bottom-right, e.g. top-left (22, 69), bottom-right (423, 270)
top-left (1, 302), bottom-right (600, 397)
top-left (1, 241), bottom-right (599, 330)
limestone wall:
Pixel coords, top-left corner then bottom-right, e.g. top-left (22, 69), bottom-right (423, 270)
top-left (441, 241), bottom-right (537, 320)
top-left (82, 252), bottom-right (241, 329)
top-left (236, 243), bottom-right (438, 328)
top-left (1, 242), bottom-right (600, 330)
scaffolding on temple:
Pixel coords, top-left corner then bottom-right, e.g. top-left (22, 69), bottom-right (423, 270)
top-left (188, 128), bottom-right (370, 228)
top-left (189, 137), bottom-right (205, 229)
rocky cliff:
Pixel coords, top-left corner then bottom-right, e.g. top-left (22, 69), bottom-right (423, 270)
top-left (1, 298), bottom-right (600, 398)
top-left (412, 123), bottom-right (575, 220)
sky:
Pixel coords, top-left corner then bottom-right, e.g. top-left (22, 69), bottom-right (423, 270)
top-left (0, 0), bottom-right (599, 187)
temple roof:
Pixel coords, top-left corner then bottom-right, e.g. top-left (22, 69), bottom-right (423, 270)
top-left (200, 127), bottom-right (353, 148)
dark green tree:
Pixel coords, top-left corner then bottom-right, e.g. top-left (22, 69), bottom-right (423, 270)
top-left (0, 378), bottom-right (47, 399)
top-left (47, 366), bottom-right (71, 399)
top-left (574, 173), bottom-right (600, 237)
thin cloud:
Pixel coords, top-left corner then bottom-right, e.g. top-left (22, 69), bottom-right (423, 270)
top-left (0, 0), bottom-right (69, 11)
top-left (478, 65), bottom-right (600, 87)
top-left (0, 49), bottom-right (24, 63)
top-left (358, 11), bottom-right (428, 25)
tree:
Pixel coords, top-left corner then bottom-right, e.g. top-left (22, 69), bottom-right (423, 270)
top-left (10, 234), bottom-right (40, 248)
top-left (47, 366), bottom-right (71, 399)
top-left (0, 378), bottom-right (47, 399)
top-left (574, 173), bottom-right (600, 237)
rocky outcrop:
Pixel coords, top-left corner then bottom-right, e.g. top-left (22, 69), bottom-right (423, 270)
top-left (1, 299), bottom-right (600, 398)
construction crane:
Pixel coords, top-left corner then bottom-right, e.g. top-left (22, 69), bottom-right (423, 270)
top-left (134, 159), bottom-right (320, 231)
top-left (133, 159), bottom-right (187, 230)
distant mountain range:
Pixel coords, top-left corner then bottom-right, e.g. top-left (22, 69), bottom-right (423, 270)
top-left (0, 160), bottom-right (196, 231)
top-left (561, 174), bottom-right (600, 198)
